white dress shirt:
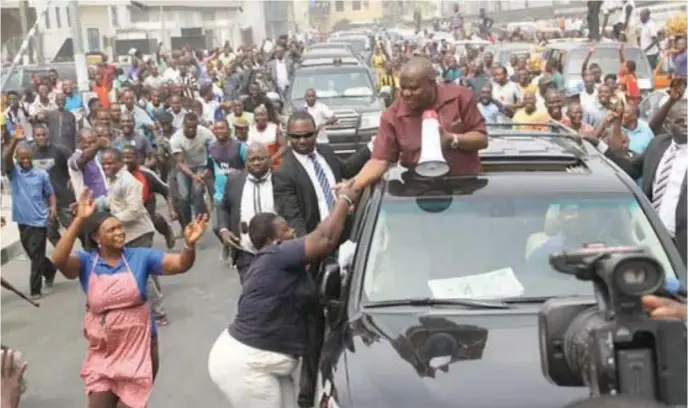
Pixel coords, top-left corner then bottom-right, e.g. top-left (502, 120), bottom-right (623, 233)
top-left (238, 172), bottom-right (275, 250)
top-left (293, 150), bottom-right (336, 222)
top-left (275, 59), bottom-right (289, 91)
top-left (305, 101), bottom-right (335, 143)
top-left (654, 142), bottom-right (688, 237)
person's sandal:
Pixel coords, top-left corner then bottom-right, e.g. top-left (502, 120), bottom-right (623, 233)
top-left (155, 316), bottom-right (169, 326)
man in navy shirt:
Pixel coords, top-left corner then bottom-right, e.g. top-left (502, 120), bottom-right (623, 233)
top-left (2, 127), bottom-right (56, 299)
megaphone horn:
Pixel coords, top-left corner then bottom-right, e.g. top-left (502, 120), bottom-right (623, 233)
top-left (416, 110), bottom-right (450, 178)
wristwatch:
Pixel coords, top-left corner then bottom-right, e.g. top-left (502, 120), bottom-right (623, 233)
top-left (450, 133), bottom-right (460, 150)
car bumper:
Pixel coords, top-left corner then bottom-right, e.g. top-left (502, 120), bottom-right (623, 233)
top-left (326, 127), bottom-right (377, 157)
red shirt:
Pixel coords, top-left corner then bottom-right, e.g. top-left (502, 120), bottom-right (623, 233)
top-left (619, 70), bottom-right (641, 105)
top-left (92, 83), bottom-right (110, 109)
top-left (373, 84), bottom-right (486, 175)
top-left (131, 169), bottom-right (152, 203)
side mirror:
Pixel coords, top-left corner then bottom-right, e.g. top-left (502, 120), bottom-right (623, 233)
top-left (379, 85), bottom-right (392, 97)
top-left (319, 261), bottom-right (342, 304)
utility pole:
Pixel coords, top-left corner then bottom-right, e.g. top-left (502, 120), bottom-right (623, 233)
top-left (18, 1), bottom-right (32, 63)
top-left (68, 1), bottom-right (89, 93)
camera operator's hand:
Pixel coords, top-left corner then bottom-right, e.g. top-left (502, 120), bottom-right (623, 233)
top-left (642, 295), bottom-right (687, 319)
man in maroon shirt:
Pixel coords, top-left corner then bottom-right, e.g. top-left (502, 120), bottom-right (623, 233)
top-left (348, 57), bottom-right (488, 191)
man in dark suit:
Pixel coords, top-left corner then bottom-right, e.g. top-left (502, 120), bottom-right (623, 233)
top-left (215, 143), bottom-right (275, 283)
top-left (584, 88), bottom-right (687, 265)
top-left (273, 110), bottom-right (371, 407)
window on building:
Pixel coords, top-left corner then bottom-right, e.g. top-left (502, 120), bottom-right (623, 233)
top-left (363, 0), bottom-right (369, 8)
top-left (66, 7), bottom-right (71, 27)
top-left (335, 1), bottom-right (344, 12)
top-left (44, 9), bottom-right (51, 29)
top-left (111, 6), bottom-right (119, 27)
top-left (130, 7), bottom-right (149, 23)
top-left (87, 27), bottom-right (100, 51)
top-left (352, 0), bottom-right (361, 11)
top-left (55, 7), bottom-right (61, 28)
top-left (201, 10), bottom-right (214, 21)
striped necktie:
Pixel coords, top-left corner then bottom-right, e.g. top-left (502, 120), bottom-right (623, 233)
top-left (308, 153), bottom-right (336, 210)
top-left (651, 144), bottom-right (678, 212)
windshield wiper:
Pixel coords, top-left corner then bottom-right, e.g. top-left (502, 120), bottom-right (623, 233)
top-left (362, 298), bottom-right (512, 310)
top-left (501, 295), bottom-right (589, 304)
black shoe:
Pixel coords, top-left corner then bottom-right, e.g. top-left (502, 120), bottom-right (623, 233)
top-left (45, 280), bottom-right (54, 288)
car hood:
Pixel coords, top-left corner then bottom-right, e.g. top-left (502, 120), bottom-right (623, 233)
top-left (339, 311), bottom-right (588, 408)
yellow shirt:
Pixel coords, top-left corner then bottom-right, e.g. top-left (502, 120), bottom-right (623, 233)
top-left (513, 108), bottom-right (550, 131)
top-left (378, 74), bottom-right (399, 89)
top-left (372, 54), bottom-right (386, 70)
top-left (518, 83), bottom-right (538, 96)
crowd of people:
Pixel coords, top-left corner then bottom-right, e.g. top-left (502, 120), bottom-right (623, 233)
top-left (0, 1), bottom-right (687, 407)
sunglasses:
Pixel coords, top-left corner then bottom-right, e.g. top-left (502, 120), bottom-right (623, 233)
top-left (287, 131), bottom-right (316, 140)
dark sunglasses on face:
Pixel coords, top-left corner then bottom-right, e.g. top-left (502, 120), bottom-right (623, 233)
top-left (287, 131), bottom-right (316, 140)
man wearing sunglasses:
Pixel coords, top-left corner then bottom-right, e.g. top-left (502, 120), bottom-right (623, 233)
top-left (272, 110), bottom-right (371, 407)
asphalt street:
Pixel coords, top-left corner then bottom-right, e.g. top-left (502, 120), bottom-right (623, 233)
top-left (0, 229), bottom-right (240, 407)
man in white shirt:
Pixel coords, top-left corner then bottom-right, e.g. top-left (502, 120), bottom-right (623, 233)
top-left (639, 8), bottom-right (660, 68)
top-left (491, 66), bottom-right (522, 113)
top-left (29, 84), bottom-right (58, 117)
top-left (584, 94), bottom-right (687, 264)
top-left (303, 89), bottom-right (337, 143)
top-left (143, 66), bottom-right (165, 89)
top-left (267, 47), bottom-right (293, 98)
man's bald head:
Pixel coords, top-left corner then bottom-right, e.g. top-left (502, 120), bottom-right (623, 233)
top-left (400, 56), bottom-right (436, 82)
top-left (247, 142), bottom-right (269, 156)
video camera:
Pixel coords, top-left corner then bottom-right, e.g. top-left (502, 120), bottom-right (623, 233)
top-left (538, 245), bottom-right (687, 406)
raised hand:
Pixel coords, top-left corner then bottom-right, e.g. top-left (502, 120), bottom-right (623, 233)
top-left (1, 349), bottom-right (27, 408)
top-left (184, 213), bottom-right (209, 246)
top-left (75, 189), bottom-right (97, 220)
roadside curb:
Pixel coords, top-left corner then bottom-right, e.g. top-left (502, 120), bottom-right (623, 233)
top-left (1, 239), bottom-right (23, 265)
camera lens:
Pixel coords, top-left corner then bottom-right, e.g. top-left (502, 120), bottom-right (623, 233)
top-left (612, 259), bottom-right (663, 296)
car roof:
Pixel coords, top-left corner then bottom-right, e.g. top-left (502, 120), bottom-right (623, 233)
top-left (293, 64), bottom-right (371, 75)
top-left (487, 42), bottom-right (533, 51)
top-left (303, 49), bottom-right (354, 59)
top-left (300, 57), bottom-right (361, 67)
top-left (545, 41), bottom-right (638, 51)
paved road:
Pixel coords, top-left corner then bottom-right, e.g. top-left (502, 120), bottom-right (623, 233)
top-left (1, 230), bottom-right (241, 407)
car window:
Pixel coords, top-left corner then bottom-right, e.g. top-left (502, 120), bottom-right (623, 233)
top-left (303, 50), bottom-right (352, 60)
top-left (639, 92), bottom-right (665, 121)
top-left (362, 194), bottom-right (676, 302)
top-left (335, 38), bottom-right (366, 55)
top-left (291, 70), bottom-right (375, 99)
top-left (564, 47), bottom-right (652, 79)
top-left (497, 49), bottom-right (530, 66)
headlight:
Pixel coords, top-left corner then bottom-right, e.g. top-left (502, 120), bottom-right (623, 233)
top-left (359, 112), bottom-right (381, 130)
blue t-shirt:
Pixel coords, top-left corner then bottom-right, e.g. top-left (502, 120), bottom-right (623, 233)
top-left (229, 237), bottom-right (311, 356)
top-left (624, 119), bottom-right (654, 155)
top-left (77, 247), bottom-right (165, 336)
top-left (8, 164), bottom-right (54, 227)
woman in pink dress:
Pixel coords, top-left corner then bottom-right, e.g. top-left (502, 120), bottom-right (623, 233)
top-left (50, 190), bottom-right (208, 408)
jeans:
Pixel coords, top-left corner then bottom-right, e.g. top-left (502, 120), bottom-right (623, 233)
top-left (176, 167), bottom-right (208, 227)
top-left (125, 232), bottom-right (166, 318)
top-left (18, 225), bottom-right (55, 295)
top-left (144, 197), bottom-right (172, 239)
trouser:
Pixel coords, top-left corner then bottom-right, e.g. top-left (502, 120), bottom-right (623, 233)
top-left (46, 205), bottom-right (87, 249)
top-left (176, 168), bottom-right (208, 227)
top-left (297, 300), bottom-right (325, 408)
top-left (144, 197), bottom-right (172, 239)
top-left (587, 1), bottom-right (602, 41)
top-left (208, 329), bottom-right (300, 408)
top-left (647, 54), bottom-right (659, 70)
top-left (18, 225), bottom-right (55, 295)
top-left (125, 232), bottom-right (166, 318)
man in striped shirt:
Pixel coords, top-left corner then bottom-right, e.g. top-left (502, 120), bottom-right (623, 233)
top-left (451, 4), bottom-right (464, 39)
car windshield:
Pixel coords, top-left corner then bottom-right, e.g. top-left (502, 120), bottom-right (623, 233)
top-left (291, 70), bottom-right (374, 99)
top-left (1, 68), bottom-right (28, 91)
top-left (363, 193), bottom-right (676, 302)
top-left (335, 38), bottom-right (366, 55)
top-left (564, 48), bottom-right (652, 79)
top-left (497, 49), bottom-right (531, 66)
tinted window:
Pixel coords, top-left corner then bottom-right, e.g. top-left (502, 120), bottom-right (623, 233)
top-left (564, 48), bottom-right (652, 78)
top-left (303, 49), bottom-right (352, 60)
top-left (335, 38), bottom-right (366, 55)
top-left (496, 49), bottom-right (531, 66)
top-left (291, 70), bottom-right (374, 99)
top-left (362, 194), bottom-right (676, 302)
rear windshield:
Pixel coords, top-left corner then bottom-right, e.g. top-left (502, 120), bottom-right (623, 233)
top-left (564, 47), bottom-right (652, 79)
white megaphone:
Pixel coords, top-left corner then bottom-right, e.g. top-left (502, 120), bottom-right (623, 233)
top-left (415, 110), bottom-right (449, 178)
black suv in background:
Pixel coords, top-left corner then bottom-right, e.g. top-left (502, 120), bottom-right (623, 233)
top-left (312, 123), bottom-right (685, 408)
top-left (286, 63), bottom-right (387, 156)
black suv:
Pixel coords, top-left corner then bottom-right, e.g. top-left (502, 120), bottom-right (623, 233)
top-left (286, 64), bottom-right (385, 156)
top-left (313, 123), bottom-right (685, 408)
